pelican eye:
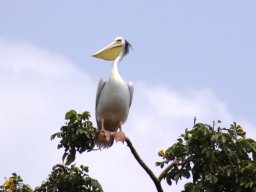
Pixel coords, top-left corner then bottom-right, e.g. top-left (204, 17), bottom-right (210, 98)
top-left (116, 39), bottom-right (122, 43)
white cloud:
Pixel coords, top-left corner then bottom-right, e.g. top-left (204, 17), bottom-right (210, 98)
top-left (0, 39), bottom-right (254, 192)
top-left (0, 39), bottom-right (96, 187)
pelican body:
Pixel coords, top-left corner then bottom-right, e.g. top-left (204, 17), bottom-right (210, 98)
top-left (93, 37), bottom-right (133, 148)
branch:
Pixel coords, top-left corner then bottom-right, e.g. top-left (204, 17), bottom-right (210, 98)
top-left (158, 157), bottom-right (194, 182)
top-left (158, 160), bottom-right (179, 182)
top-left (125, 137), bottom-right (163, 192)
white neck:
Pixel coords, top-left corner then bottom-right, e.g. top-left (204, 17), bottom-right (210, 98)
top-left (110, 52), bottom-right (124, 80)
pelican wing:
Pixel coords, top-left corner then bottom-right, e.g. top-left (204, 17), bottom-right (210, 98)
top-left (96, 78), bottom-right (106, 109)
top-left (128, 82), bottom-right (134, 107)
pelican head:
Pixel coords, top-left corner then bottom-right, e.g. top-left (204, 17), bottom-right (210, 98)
top-left (92, 37), bottom-right (132, 61)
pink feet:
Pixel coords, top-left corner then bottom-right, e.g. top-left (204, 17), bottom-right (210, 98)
top-left (114, 130), bottom-right (126, 143)
top-left (98, 119), bottom-right (113, 142)
top-left (114, 123), bottom-right (126, 143)
top-left (98, 119), bottom-right (126, 143)
top-left (98, 129), bottom-right (113, 142)
top-left (98, 129), bottom-right (126, 143)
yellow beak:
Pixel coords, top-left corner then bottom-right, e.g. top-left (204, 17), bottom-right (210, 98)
top-left (92, 40), bottom-right (122, 61)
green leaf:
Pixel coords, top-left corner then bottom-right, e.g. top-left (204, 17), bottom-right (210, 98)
top-left (221, 135), bottom-right (226, 144)
top-left (174, 173), bottom-right (180, 183)
top-left (81, 111), bottom-right (91, 120)
top-left (62, 152), bottom-right (69, 163)
top-left (50, 133), bottom-right (59, 140)
top-left (65, 153), bottom-right (76, 166)
top-left (203, 127), bottom-right (209, 136)
top-left (65, 110), bottom-right (77, 120)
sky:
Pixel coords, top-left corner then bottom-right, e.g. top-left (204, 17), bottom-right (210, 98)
top-left (0, 1), bottom-right (255, 191)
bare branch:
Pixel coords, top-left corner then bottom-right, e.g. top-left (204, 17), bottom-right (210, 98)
top-left (125, 137), bottom-right (163, 192)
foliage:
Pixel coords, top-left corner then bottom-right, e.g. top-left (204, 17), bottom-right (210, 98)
top-left (51, 110), bottom-right (98, 165)
top-left (0, 173), bottom-right (33, 192)
top-left (2, 108), bottom-right (256, 192)
top-left (35, 164), bottom-right (103, 192)
top-left (156, 121), bottom-right (256, 191)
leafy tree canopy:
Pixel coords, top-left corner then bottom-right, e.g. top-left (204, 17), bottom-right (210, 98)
top-left (157, 120), bottom-right (256, 192)
top-left (0, 173), bottom-right (32, 192)
top-left (35, 164), bottom-right (103, 192)
top-left (1, 110), bottom-right (256, 192)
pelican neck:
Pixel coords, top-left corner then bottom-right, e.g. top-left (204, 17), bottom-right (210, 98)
top-left (110, 55), bottom-right (123, 80)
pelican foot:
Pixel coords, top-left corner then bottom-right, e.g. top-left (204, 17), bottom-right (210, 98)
top-left (98, 130), bottom-right (113, 142)
top-left (114, 131), bottom-right (126, 143)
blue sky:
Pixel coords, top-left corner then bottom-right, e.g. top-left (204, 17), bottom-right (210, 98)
top-left (0, 1), bottom-right (255, 191)
top-left (1, 0), bottom-right (255, 118)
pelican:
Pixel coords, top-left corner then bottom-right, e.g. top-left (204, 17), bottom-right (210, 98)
top-left (92, 37), bottom-right (134, 148)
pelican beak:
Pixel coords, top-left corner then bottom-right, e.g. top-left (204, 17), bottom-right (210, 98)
top-left (92, 40), bottom-right (122, 61)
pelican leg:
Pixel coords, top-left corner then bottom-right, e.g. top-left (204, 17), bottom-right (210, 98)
top-left (98, 119), bottom-right (112, 142)
top-left (114, 122), bottom-right (126, 143)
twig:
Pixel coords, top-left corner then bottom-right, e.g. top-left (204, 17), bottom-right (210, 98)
top-left (158, 157), bottom-right (194, 182)
top-left (158, 160), bottom-right (179, 182)
top-left (125, 137), bottom-right (164, 192)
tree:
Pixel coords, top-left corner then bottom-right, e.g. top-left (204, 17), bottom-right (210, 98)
top-left (157, 120), bottom-right (256, 191)
top-left (34, 164), bottom-right (103, 192)
top-left (0, 173), bottom-right (33, 192)
top-left (1, 110), bottom-right (256, 192)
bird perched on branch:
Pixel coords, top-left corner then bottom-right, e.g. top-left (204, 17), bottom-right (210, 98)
top-left (92, 37), bottom-right (134, 148)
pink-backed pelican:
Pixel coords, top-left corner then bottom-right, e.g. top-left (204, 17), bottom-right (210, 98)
top-left (92, 37), bottom-right (134, 148)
